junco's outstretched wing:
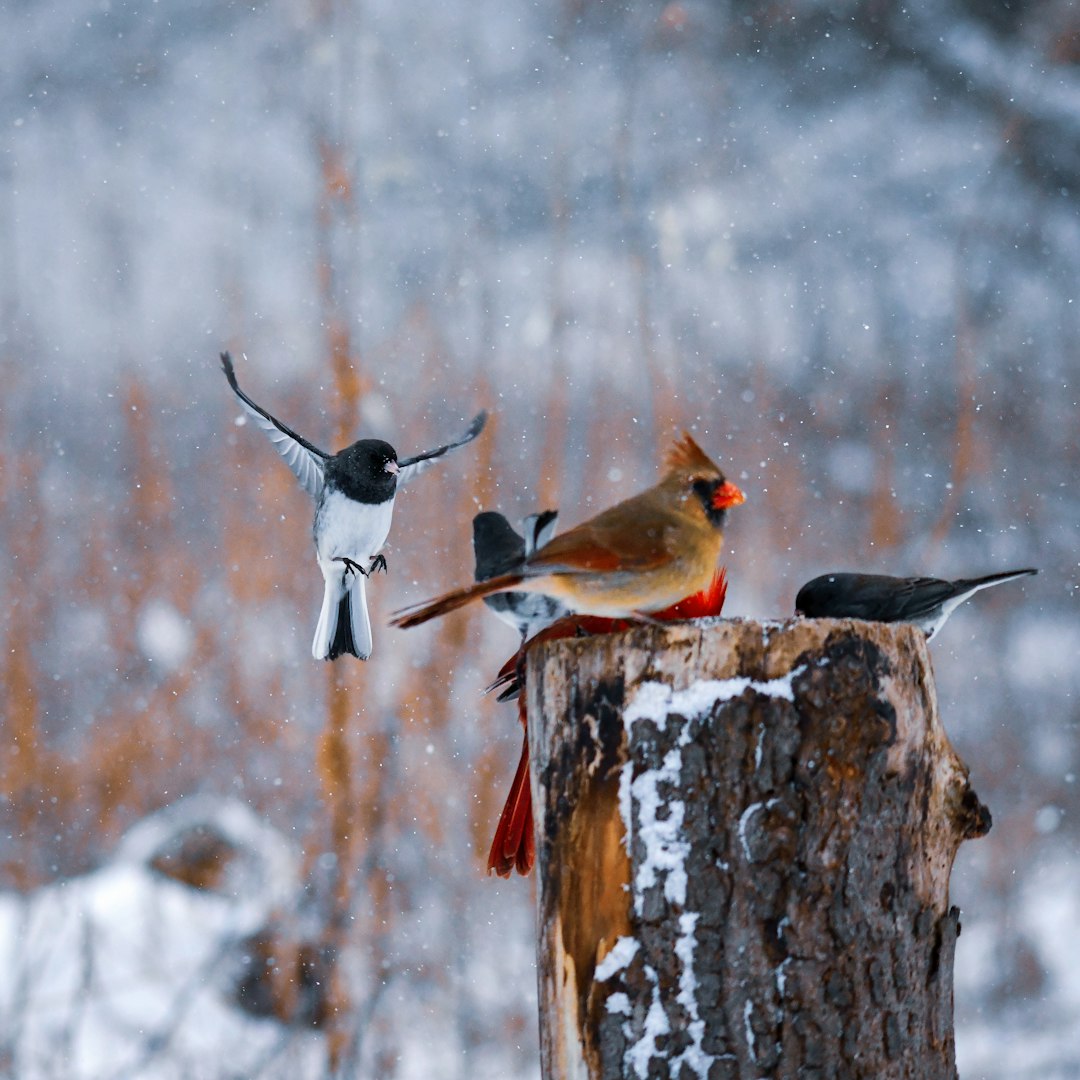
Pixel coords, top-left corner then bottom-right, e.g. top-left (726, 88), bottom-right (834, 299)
top-left (397, 411), bottom-right (487, 489)
top-left (221, 352), bottom-right (329, 500)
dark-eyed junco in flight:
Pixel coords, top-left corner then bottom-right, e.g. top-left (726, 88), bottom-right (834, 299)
top-left (221, 352), bottom-right (486, 660)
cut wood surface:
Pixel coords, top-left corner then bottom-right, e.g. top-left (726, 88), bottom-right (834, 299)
top-left (527, 617), bottom-right (990, 1080)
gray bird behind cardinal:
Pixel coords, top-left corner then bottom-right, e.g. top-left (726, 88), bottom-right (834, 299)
top-left (220, 351), bottom-right (486, 661)
top-left (472, 509), bottom-right (570, 642)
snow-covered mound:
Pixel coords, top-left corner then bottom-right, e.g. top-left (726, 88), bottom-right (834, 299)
top-left (0, 797), bottom-right (324, 1079)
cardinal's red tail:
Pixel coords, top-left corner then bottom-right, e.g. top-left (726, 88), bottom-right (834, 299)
top-left (487, 728), bottom-right (534, 877)
top-left (390, 571), bottom-right (526, 629)
top-left (652, 566), bottom-right (728, 620)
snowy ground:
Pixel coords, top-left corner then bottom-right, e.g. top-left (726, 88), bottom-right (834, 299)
top-left (0, 799), bottom-right (327, 1079)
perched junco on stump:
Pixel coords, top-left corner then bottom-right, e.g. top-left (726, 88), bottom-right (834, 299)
top-left (795, 568), bottom-right (1037, 640)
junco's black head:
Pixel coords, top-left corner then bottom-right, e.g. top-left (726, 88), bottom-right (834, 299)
top-left (473, 512), bottom-right (526, 582)
top-left (325, 439), bottom-right (400, 503)
top-left (794, 574), bottom-right (850, 618)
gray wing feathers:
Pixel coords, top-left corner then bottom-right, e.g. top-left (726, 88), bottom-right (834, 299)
top-left (397, 411), bottom-right (488, 489)
top-left (220, 352), bottom-right (328, 500)
top-left (249, 416), bottom-right (326, 500)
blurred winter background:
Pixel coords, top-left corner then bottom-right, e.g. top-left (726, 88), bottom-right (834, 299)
top-left (1, 0), bottom-right (1077, 1076)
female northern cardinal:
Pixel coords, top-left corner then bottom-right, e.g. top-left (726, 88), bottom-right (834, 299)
top-left (795, 568), bottom-right (1037, 641)
top-left (391, 433), bottom-right (745, 629)
top-left (487, 569), bottom-right (728, 877)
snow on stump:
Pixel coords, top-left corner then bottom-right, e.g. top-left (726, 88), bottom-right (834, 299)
top-left (527, 617), bottom-right (991, 1080)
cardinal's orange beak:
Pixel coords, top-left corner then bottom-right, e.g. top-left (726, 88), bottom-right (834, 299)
top-left (712, 480), bottom-right (746, 510)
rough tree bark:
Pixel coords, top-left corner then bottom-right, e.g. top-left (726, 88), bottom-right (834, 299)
top-left (527, 617), bottom-right (991, 1080)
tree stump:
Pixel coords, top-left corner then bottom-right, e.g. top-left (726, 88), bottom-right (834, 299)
top-left (527, 617), bottom-right (991, 1080)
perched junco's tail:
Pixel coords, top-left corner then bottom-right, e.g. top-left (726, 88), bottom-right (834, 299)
top-left (313, 569), bottom-right (373, 661)
top-left (949, 568), bottom-right (1038, 597)
top-left (922, 568), bottom-right (1037, 640)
